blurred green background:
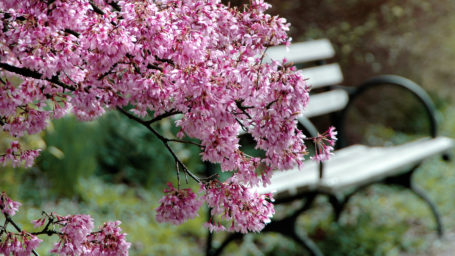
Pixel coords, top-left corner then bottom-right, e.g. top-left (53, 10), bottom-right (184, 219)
top-left (2, 0), bottom-right (455, 255)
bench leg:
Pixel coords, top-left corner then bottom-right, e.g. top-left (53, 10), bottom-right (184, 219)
top-left (288, 229), bottom-right (324, 256)
top-left (207, 233), bottom-right (244, 256)
top-left (264, 216), bottom-right (324, 256)
top-left (385, 166), bottom-right (444, 237)
top-left (328, 194), bottom-right (343, 221)
top-left (265, 194), bottom-right (324, 256)
top-left (327, 183), bottom-right (375, 222)
top-left (207, 194), bottom-right (324, 256)
top-left (409, 183), bottom-right (444, 237)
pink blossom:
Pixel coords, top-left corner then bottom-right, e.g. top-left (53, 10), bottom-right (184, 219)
top-left (51, 214), bottom-right (94, 255)
top-left (0, 192), bottom-right (21, 216)
top-left (202, 180), bottom-right (275, 233)
top-left (0, 141), bottom-right (41, 168)
top-left (0, 232), bottom-right (42, 256)
top-left (83, 221), bottom-right (131, 256)
top-left (156, 183), bottom-right (203, 225)
top-left (31, 217), bottom-right (46, 228)
top-left (311, 126), bottom-right (338, 162)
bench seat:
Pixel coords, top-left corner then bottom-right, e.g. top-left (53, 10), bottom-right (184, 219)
top-left (257, 136), bottom-right (454, 197)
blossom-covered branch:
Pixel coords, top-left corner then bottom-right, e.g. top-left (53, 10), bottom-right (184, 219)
top-left (0, 0), bottom-right (337, 235)
top-left (0, 192), bottom-right (130, 255)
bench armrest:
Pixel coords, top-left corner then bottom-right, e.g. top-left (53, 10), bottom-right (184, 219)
top-left (336, 75), bottom-right (438, 148)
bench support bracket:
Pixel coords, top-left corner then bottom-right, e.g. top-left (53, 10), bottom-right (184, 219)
top-left (329, 165), bottom-right (444, 238)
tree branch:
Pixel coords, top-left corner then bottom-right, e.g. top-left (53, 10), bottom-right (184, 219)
top-left (0, 210), bottom-right (39, 256)
top-left (63, 28), bottom-right (80, 37)
top-left (145, 110), bottom-right (180, 124)
top-left (117, 107), bottom-right (202, 184)
top-left (167, 138), bottom-right (203, 148)
top-left (0, 63), bottom-right (75, 91)
top-left (89, 0), bottom-right (105, 15)
top-left (108, 2), bottom-right (121, 12)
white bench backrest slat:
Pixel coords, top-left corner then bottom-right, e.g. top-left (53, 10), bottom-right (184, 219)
top-left (299, 63), bottom-right (343, 89)
top-left (264, 40), bottom-right (344, 120)
top-left (264, 39), bottom-right (335, 64)
top-left (299, 89), bottom-right (349, 118)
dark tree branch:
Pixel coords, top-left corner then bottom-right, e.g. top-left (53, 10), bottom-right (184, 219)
top-left (108, 2), bottom-right (121, 12)
top-left (31, 229), bottom-right (63, 236)
top-left (235, 100), bottom-right (253, 119)
top-left (63, 28), bottom-right (80, 37)
top-left (145, 110), bottom-right (180, 124)
top-left (0, 63), bottom-right (75, 91)
top-left (146, 63), bottom-right (163, 72)
top-left (155, 56), bottom-right (175, 66)
top-left (1, 62), bottom-right (202, 184)
top-left (89, 0), bottom-right (105, 15)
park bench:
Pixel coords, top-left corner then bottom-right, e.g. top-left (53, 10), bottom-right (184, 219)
top-left (206, 39), bottom-right (455, 256)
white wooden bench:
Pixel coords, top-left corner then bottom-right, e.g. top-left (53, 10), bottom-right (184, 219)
top-left (206, 39), bottom-right (454, 256)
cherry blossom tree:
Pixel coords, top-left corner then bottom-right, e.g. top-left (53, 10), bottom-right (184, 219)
top-left (0, 0), bottom-right (336, 254)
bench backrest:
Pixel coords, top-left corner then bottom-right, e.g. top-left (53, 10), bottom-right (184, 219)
top-left (264, 39), bottom-right (348, 119)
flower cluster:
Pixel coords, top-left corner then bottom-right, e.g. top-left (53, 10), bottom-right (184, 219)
top-left (0, 141), bottom-right (41, 168)
top-left (311, 126), bottom-right (338, 162)
top-left (51, 215), bottom-right (95, 255)
top-left (156, 183), bottom-right (203, 225)
top-left (0, 193), bottom-right (131, 256)
top-left (85, 221), bottom-right (131, 256)
top-left (202, 179), bottom-right (275, 233)
top-left (0, 191), bottom-right (21, 216)
top-left (0, 232), bottom-right (42, 256)
top-left (0, 0), bottom-right (336, 233)
top-left (50, 215), bottom-right (131, 255)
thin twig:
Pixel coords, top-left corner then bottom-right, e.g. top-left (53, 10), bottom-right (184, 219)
top-left (116, 107), bottom-right (202, 184)
top-left (98, 62), bottom-right (119, 80)
top-left (235, 100), bottom-right (253, 120)
top-left (176, 161), bottom-right (181, 188)
top-left (167, 139), bottom-right (202, 147)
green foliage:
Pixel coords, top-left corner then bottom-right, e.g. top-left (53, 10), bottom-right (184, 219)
top-left (94, 112), bottom-right (203, 188)
top-left (38, 116), bottom-right (101, 197)
top-left (11, 178), bottom-right (207, 256)
top-left (35, 112), bottom-right (204, 198)
top-left (0, 132), bottom-right (46, 201)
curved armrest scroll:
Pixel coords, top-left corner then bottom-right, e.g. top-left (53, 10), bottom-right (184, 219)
top-left (337, 75), bottom-right (438, 148)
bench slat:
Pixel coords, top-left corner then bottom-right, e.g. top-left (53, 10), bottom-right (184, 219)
top-left (257, 137), bottom-right (454, 197)
top-left (300, 63), bottom-right (343, 88)
top-left (322, 136), bottom-right (454, 192)
top-left (263, 39), bottom-right (335, 64)
top-left (299, 89), bottom-right (349, 118)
